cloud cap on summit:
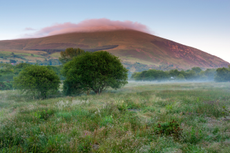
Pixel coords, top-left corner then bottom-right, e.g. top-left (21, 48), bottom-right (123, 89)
top-left (24, 18), bottom-right (151, 38)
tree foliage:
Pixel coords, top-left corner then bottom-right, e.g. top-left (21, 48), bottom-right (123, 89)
top-left (0, 63), bottom-right (32, 82)
top-left (131, 67), bottom-right (217, 81)
top-left (59, 48), bottom-right (85, 64)
top-left (13, 65), bottom-right (60, 99)
top-left (62, 51), bottom-right (128, 95)
top-left (0, 81), bottom-right (13, 90)
top-left (215, 66), bottom-right (230, 82)
top-left (191, 67), bottom-right (202, 73)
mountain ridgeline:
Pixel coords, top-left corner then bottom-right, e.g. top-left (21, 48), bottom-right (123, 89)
top-left (0, 30), bottom-right (229, 70)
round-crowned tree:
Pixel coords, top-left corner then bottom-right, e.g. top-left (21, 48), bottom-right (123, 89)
top-left (13, 65), bottom-right (60, 99)
top-left (62, 51), bottom-right (128, 95)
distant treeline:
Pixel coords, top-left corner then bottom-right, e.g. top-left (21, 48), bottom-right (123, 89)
top-left (1, 62), bottom-right (230, 91)
top-left (131, 66), bottom-right (230, 82)
top-left (34, 59), bottom-right (61, 65)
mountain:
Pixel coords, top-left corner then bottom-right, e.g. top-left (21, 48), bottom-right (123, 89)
top-left (0, 30), bottom-right (229, 70)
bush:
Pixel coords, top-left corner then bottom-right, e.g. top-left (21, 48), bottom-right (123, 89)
top-left (13, 65), bottom-right (60, 99)
top-left (0, 81), bottom-right (13, 90)
top-left (154, 120), bottom-right (183, 140)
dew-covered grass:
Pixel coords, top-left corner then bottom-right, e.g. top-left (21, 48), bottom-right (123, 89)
top-left (0, 82), bottom-right (230, 152)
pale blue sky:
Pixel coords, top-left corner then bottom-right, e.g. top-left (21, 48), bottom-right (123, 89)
top-left (0, 0), bottom-right (230, 62)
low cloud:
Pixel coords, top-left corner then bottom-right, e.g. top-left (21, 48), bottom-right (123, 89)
top-left (23, 18), bottom-right (151, 38)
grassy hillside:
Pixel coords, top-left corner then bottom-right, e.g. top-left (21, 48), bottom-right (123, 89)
top-left (0, 30), bottom-right (229, 69)
top-left (0, 49), bottom-right (61, 64)
top-left (0, 49), bottom-right (48, 63)
top-left (1, 82), bottom-right (230, 152)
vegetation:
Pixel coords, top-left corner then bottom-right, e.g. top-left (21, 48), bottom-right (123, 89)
top-left (59, 48), bottom-right (85, 64)
top-left (131, 67), bottom-right (217, 81)
top-left (0, 48), bottom-right (230, 152)
top-left (0, 82), bottom-right (230, 152)
top-left (0, 63), bottom-right (15, 81)
top-left (0, 63), bottom-right (63, 82)
top-left (62, 51), bottom-right (128, 95)
top-left (0, 81), bottom-right (13, 90)
top-left (13, 65), bottom-right (60, 99)
top-left (0, 50), bottom-right (61, 65)
top-left (35, 59), bottom-right (61, 65)
top-left (215, 66), bottom-right (230, 82)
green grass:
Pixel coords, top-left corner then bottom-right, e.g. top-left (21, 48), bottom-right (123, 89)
top-left (0, 51), bottom-right (47, 63)
top-left (50, 52), bottom-right (61, 58)
top-left (0, 82), bottom-right (230, 152)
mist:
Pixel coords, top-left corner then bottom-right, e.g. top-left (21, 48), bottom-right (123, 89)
top-left (127, 79), bottom-right (215, 85)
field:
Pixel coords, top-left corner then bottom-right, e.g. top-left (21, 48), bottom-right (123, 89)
top-left (0, 50), bottom-right (56, 63)
top-left (0, 82), bottom-right (230, 152)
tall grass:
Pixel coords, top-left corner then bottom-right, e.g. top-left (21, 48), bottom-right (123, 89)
top-left (0, 82), bottom-right (230, 152)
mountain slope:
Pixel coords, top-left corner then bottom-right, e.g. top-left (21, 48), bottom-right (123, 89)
top-left (0, 30), bottom-right (229, 69)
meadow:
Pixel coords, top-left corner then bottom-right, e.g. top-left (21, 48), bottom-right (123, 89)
top-left (0, 81), bottom-right (230, 152)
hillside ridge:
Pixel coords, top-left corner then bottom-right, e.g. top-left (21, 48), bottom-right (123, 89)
top-left (0, 30), bottom-right (229, 69)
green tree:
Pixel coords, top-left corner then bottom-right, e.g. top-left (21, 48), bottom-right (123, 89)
top-left (131, 69), bottom-right (169, 81)
top-left (185, 70), bottom-right (196, 80)
top-left (47, 65), bottom-right (65, 80)
top-left (169, 69), bottom-right (180, 77)
top-left (13, 63), bottom-right (31, 75)
top-left (59, 48), bottom-right (85, 64)
top-left (131, 72), bottom-right (141, 80)
top-left (0, 81), bottom-right (13, 90)
top-left (177, 74), bottom-right (185, 80)
top-left (15, 63), bottom-right (31, 69)
top-left (204, 69), bottom-right (216, 80)
top-left (215, 67), bottom-right (230, 82)
top-left (0, 63), bottom-right (14, 81)
top-left (62, 51), bottom-right (128, 95)
top-left (192, 67), bottom-right (202, 74)
top-left (13, 65), bottom-right (60, 99)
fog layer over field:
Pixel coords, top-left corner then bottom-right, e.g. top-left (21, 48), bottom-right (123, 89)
top-left (128, 80), bottom-right (215, 86)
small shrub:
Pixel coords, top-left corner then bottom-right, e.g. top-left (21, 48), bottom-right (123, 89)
top-left (31, 109), bottom-right (55, 120)
top-left (100, 115), bottom-right (113, 127)
top-left (154, 119), bottom-right (183, 140)
top-left (165, 104), bottom-right (173, 110)
top-left (116, 100), bottom-right (128, 112)
top-left (0, 81), bottom-right (13, 90)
